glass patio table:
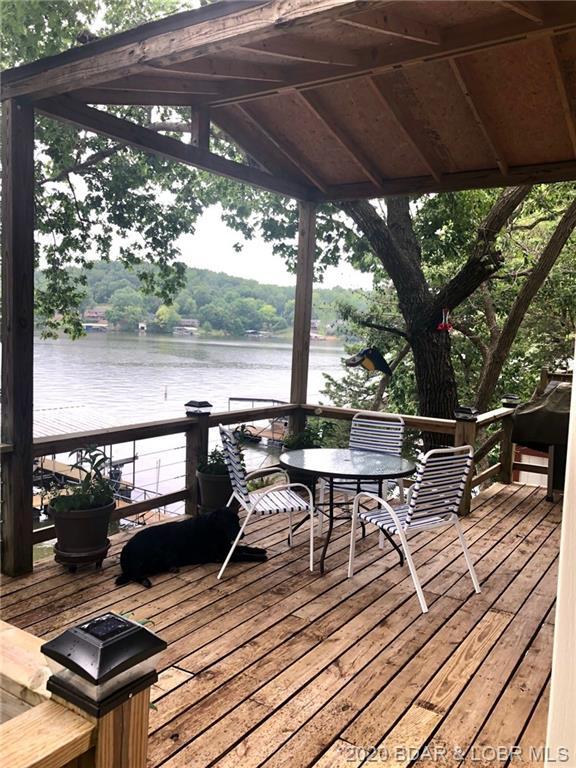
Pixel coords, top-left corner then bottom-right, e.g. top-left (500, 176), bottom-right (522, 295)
top-left (279, 448), bottom-right (416, 574)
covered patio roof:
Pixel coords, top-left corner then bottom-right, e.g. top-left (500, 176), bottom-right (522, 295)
top-left (3, 0), bottom-right (576, 199)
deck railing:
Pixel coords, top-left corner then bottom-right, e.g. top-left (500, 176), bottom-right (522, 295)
top-left (18, 401), bottom-right (535, 553)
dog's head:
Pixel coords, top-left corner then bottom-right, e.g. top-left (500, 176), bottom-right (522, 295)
top-left (208, 508), bottom-right (241, 543)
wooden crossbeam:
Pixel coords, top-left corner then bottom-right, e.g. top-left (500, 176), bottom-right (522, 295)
top-left (547, 36), bottom-right (576, 157)
top-left (153, 58), bottom-right (289, 82)
top-left (499, 2), bottom-right (544, 24)
top-left (71, 89), bottom-right (208, 106)
top-left (206, 6), bottom-right (576, 109)
top-left (368, 74), bottom-right (444, 183)
top-left (190, 107), bottom-right (210, 149)
top-left (236, 103), bottom-right (328, 192)
top-left (338, 10), bottom-right (442, 45)
top-left (97, 75), bottom-right (223, 94)
top-left (36, 97), bottom-right (313, 200)
top-left (1, 0), bottom-right (371, 101)
top-left (294, 89), bottom-right (385, 191)
top-left (449, 58), bottom-right (509, 176)
top-left (240, 37), bottom-right (359, 66)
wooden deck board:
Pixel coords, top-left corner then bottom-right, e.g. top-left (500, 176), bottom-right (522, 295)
top-left (0, 483), bottom-right (559, 768)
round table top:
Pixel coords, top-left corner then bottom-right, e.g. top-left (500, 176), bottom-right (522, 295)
top-left (279, 448), bottom-right (415, 480)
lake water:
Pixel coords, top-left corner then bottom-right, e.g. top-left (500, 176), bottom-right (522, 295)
top-left (33, 333), bottom-right (345, 517)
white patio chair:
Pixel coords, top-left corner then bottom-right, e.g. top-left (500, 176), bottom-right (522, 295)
top-left (318, 414), bottom-right (406, 532)
top-left (348, 445), bottom-right (480, 614)
top-left (217, 424), bottom-right (314, 580)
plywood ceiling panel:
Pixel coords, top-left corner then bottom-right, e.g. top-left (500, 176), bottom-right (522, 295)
top-left (458, 38), bottom-right (574, 165)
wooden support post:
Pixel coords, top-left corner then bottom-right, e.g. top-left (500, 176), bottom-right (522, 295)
top-left (185, 414), bottom-right (209, 515)
top-left (546, 341), bottom-right (576, 765)
top-left (499, 413), bottom-right (515, 484)
top-left (454, 415), bottom-right (477, 515)
top-left (92, 687), bottom-right (150, 768)
top-left (1, 99), bottom-right (35, 575)
top-left (289, 201), bottom-right (316, 435)
top-left (190, 107), bottom-right (210, 149)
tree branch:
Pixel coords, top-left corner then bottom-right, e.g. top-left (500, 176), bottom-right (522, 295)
top-left (430, 185), bottom-right (532, 324)
top-left (475, 195), bottom-right (576, 410)
top-left (371, 342), bottom-right (411, 410)
top-left (359, 318), bottom-right (409, 339)
top-left (451, 320), bottom-right (488, 359)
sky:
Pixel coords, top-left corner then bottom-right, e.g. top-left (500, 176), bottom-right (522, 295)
top-left (176, 205), bottom-right (373, 290)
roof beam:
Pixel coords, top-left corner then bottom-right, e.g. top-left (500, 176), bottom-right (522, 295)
top-left (70, 90), bottom-right (206, 106)
top-left (206, 5), bottom-right (576, 108)
top-left (547, 36), bottom-right (576, 157)
top-left (239, 37), bottom-right (359, 66)
top-left (449, 58), bottom-right (509, 175)
top-left (35, 96), bottom-right (312, 200)
top-left (96, 75), bottom-right (222, 94)
top-left (293, 89), bottom-right (386, 191)
top-left (235, 103), bottom-right (328, 192)
top-left (1, 0), bottom-right (374, 101)
top-left (338, 10), bottom-right (442, 45)
top-left (151, 59), bottom-right (288, 82)
top-left (368, 75), bottom-right (444, 183)
top-left (498, 2), bottom-right (544, 24)
top-left (190, 107), bottom-right (210, 149)
top-left (320, 158), bottom-right (576, 200)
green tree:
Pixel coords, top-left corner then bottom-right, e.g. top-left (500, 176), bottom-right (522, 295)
top-left (105, 286), bottom-right (144, 331)
top-left (153, 304), bottom-right (181, 333)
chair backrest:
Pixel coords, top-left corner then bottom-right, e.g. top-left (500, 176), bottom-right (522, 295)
top-left (407, 445), bottom-right (473, 526)
top-left (349, 414), bottom-right (405, 455)
top-left (219, 425), bottom-right (250, 505)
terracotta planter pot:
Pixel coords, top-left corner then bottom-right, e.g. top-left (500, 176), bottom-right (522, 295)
top-left (49, 500), bottom-right (115, 572)
top-left (196, 471), bottom-right (238, 514)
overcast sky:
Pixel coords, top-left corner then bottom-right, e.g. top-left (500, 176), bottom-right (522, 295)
top-left (177, 205), bottom-right (373, 290)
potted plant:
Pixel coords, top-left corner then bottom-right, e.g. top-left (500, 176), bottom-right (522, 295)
top-left (282, 422), bottom-right (325, 493)
top-left (197, 447), bottom-right (239, 513)
top-left (48, 447), bottom-right (115, 572)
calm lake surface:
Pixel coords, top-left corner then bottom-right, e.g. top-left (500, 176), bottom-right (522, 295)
top-left (33, 333), bottom-right (345, 519)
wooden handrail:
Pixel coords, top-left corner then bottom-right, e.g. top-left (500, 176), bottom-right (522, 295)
top-left (300, 404), bottom-right (457, 434)
top-left (513, 461), bottom-right (548, 475)
top-left (476, 406), bottom-right (514, 427)
top-left (471, 462), bottom-right (502, 488)
top-left (0, 442), bottom-right (14, 454)
top-left (32, 404), bottom-right (298, 457)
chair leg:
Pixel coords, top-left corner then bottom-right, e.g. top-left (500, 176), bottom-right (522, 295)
top-left (454, 517), bottom-right (481, 594)
top-left (396, 527), bottom-right (428, 614)
top-left (378, 531), bottom-right (385, 549)
top-left (217, 507), bottom-right (254, 580)
top-left (347, 501), bottom-right (360, 578)
top-left (318, 479), bottom-right (325, 535)
top-left (288, 510), bottom-right (293, 547)
top-left (309, 507), bottom-right (314, 572)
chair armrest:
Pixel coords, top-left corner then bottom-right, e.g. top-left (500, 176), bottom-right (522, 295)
top-left (246, 465), bottom-right (289, 484)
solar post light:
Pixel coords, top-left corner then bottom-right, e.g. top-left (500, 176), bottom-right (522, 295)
top-left (185, 399), bottom-right (213, 416)
top-left (41, 612), bottom-right (166, 717)
top-left (454, 406), bottom-right (479, 422)
top-left (502, 393), bottom-right (521, 408)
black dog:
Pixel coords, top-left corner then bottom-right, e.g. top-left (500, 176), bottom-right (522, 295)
top-left (115, 508), bottom-right (267, 588)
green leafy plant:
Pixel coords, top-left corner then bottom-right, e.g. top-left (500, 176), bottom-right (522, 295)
top-left (49, 447), bottom-right (115, 513)
top-left (197, 447), bottom-right (229, 476)
top-left (282, 420), bottom-right (336, 450)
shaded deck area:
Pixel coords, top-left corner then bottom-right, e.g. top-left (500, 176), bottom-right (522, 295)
top-left (0, 482), bottom-right (559, 767)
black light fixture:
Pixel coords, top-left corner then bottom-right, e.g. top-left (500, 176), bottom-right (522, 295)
top-left (41, 612), bottom-right (166, 716)
top-left (454, 405), bottom-right (479, 421)
top-left (501, 393), bottom-right (520, 408)
top-left (185, 399), bottom-right (213, 416)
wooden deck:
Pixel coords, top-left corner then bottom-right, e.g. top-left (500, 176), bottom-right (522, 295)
top-left (0, 483), bottom-right (560, 767)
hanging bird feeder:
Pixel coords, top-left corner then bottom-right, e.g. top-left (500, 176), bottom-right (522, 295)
top-left (345, 347), bottom-right (393, 376)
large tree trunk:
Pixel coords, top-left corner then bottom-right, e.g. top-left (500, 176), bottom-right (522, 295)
top-left (410, 329), bottom-right (459, 446)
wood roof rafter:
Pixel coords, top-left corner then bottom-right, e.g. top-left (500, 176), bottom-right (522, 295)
top-left (35, 96), bottom-right (314, 200)
top-left (337, 10), bottom-right (442, 45)
top-left (368, 75), bottom-right (444, 184)
top-left (547, 36), bottom-right (576, 157)
top-left (204, 8), bottom-right (576, 110)
top-left (499, 2), bottom-right (544, 24)
top-left (449, 58), bottom-right (509, 176)
top-left (293, 89), bottom-right (386, 191)
top-left (234, 103), bottom-right (328, 192)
